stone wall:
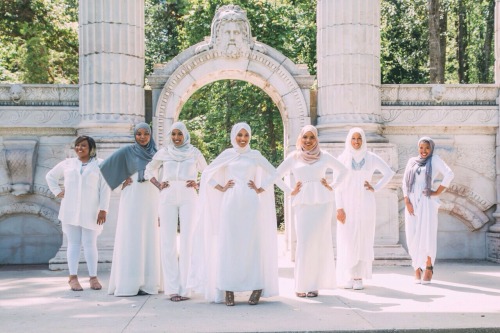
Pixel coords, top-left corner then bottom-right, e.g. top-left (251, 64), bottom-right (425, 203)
top-left (1, 83), bottom-right (498, 264)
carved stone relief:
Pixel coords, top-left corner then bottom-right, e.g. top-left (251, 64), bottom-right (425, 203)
top-left (1, 138), bottom-right (39, 196)
top-left (195, 5), bottom-right (266, 57)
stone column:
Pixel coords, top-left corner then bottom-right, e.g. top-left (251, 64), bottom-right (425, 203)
top-left (488, 0), bottom-right (500, 263)
top-left (78, 0), bottom-right (145, 139)
top-left (316, 0), bottom-right (384, 143)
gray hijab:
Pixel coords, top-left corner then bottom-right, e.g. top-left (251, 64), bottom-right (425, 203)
top-left (100, 123), bottom-right (157, 190)
top-left (405, 137), bottom-right (434, 196)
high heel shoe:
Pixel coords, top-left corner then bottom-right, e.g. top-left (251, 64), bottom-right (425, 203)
top-left (225, 291), bottom-right (235, 306)
top-left (248, 289), bottom-right (262, 305)
top-left (414, 268), bottom-right (423, 284)
top-left (422, 266), bottom-right (433, 284)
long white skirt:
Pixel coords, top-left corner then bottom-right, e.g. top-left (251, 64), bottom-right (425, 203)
top-left (216, 181), bottom-right (263, 292)
top-left (108, 174), bottom-right (161, 296)
top-left (294, 202), bottom-right (336, 292)
top-left (405, 181), bottom-right (440, 270)
top-left (336, 177), bottom-right (377, 285)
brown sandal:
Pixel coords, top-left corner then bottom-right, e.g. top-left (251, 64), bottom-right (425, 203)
top-left (68, 275), bottom-right (83, 291)
top-left (170, 294), bottom-right (190, 302)
top-left (89, 276), bottom-right (102, 290)
top-left (225, 291), bottom-right (235, 306)
top-left (296, 292), bottom-right (306, 298)
top-left (248, 289), bottom-right (262, 305)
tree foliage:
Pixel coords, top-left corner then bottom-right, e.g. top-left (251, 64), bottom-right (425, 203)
top-left (0, 0), bottom-right (78, 83)
top-left (380, 0), bottom-right (495, 84)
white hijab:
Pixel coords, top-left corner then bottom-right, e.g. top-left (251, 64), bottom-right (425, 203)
top-left (338, 127), bottom-right (368, 166)
top-left (152, 121), bottom-right (197, 162)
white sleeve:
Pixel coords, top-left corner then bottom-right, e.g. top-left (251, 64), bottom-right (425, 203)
top-left (45, 161), bottom-right (66, 197)
top-left (371, 153), bottom-right (396, 192)
top-left (433, 155), bottom-right (454, 188)
top-left (144, 159), bottom-right (163, 180)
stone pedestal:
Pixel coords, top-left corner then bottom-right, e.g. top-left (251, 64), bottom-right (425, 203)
top-left (316, 0), bottom-right (384, 143)
top-left (487, 232), bottom-right (500, 263)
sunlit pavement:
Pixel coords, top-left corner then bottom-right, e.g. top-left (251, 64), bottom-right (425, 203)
top-left (1, 259), bottom-right (500, 332)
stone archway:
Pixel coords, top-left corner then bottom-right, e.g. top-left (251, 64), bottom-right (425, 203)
top-left (147, 5), bottom-right (315, 152)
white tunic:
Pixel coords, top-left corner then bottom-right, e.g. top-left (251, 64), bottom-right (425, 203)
top-left (335, 152), bottom-right (395, 284)
top-left (108, 173), bottom-right (161, 296)
top-left (276, 151), bottom-right (347, 292)
top-left (402, 155), bottom-right (454, 270)
top-left (45, 158), bottom-right (110, 233)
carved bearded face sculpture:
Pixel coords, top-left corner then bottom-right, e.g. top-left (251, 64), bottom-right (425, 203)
top-left (217, 20), bottom-right (250, 57)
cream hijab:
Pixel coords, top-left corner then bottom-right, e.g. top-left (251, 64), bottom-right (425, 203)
top-left (295, 125), bottom-right (321, 164)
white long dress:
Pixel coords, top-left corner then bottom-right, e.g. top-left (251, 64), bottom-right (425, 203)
top-left (276, 151), bottom-right (347, 293)
top-left (191, 149), bottom-right (282, 303)
top-left (108, 172), bottom-right (161, 296)
top-left (335, 152), bottom-right (395, 285)
top-left (402, 155), bottom-right (454, 270)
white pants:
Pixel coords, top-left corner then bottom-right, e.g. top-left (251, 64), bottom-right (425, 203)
top-left (65, 224), bottom-right (99, 276)
top-left (159, 181), bottom-right (198, 296)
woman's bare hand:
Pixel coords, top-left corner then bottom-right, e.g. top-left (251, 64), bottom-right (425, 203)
top-left (97, 210), bottom-right (107, 225)
top-left (405, 199), bottom-right (414, 216)
top-left (248, 180), bottom-right (264, 194)
top-left (321, 178), bottom-right (332, 191)
top-left (186, 180), bottom-right (199, 190)
top-left (337, 208), bottom-right (346, 224)
top-left (291, 182), bottom-right (302, 196)
top-left (216, 180), bottom-right (235, 192)
top-left (122, 177), bottom-right (133, 190)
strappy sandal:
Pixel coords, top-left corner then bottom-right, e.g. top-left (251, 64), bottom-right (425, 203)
top-left (415, 268), bottom-right (423, 284)
top-left (68, 275), bottom-right (83, 291)
top-left (422, 265), bottom-right (434, 284)
top-left (89, 276), bottom-right (102, 290)
top-left (170, 294), bottom-right (190, 302)
top-left (248, 289), bottom-right (262, 305)
top-left (306, 291), bottom-right (318, 297)
top-left (295, 292), bottom-right (306, 298)
top-left (225, 291), bottom-right (235, 306)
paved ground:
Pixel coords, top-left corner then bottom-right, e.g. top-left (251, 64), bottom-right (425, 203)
top-left (1, 257), bottom-right (500, 333)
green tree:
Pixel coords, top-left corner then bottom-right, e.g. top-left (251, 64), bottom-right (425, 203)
top-left (0, 0), bottom-right (78, 83)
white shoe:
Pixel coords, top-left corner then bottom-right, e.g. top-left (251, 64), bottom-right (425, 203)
top-left (353, 279), bottom-right (363, 290)
top-left (343, 280), bottom-right (353, 289)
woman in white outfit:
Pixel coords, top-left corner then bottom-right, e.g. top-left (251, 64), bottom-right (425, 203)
top-left (275, 125), bottom-right (347, 297)
top-left (46, 135), bottom-right (111, 291)
top-left (100, 123), bottom-right (161, 296)
top-left (192, 122), bottom-right (283, 306)
top-left (145, 122), bottom-right (207, 302)
top-left (335, 128), bottom-right (395, 290)
top-left (403, 137), bottom-right (454, 284)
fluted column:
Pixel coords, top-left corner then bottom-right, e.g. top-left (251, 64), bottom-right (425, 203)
top-left (316, 0), bottom-right (384, 142)
top-left (78, 0), bottom-right (145, 138)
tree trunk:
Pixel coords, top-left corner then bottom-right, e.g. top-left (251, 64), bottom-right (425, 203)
top-left (439, 8), bottom-right (447, 83)
top-left (479, 0), bottom-right (495, 83)
top-left (457, 0), bottom-right (468, 83)
top-left (428, 0), bottom-right (442, 83)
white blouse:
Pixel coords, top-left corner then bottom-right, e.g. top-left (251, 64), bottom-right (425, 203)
top-left (45, 158), bottom-right (111, 231)
top-left (145, 150), bottom-right (207, 182)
